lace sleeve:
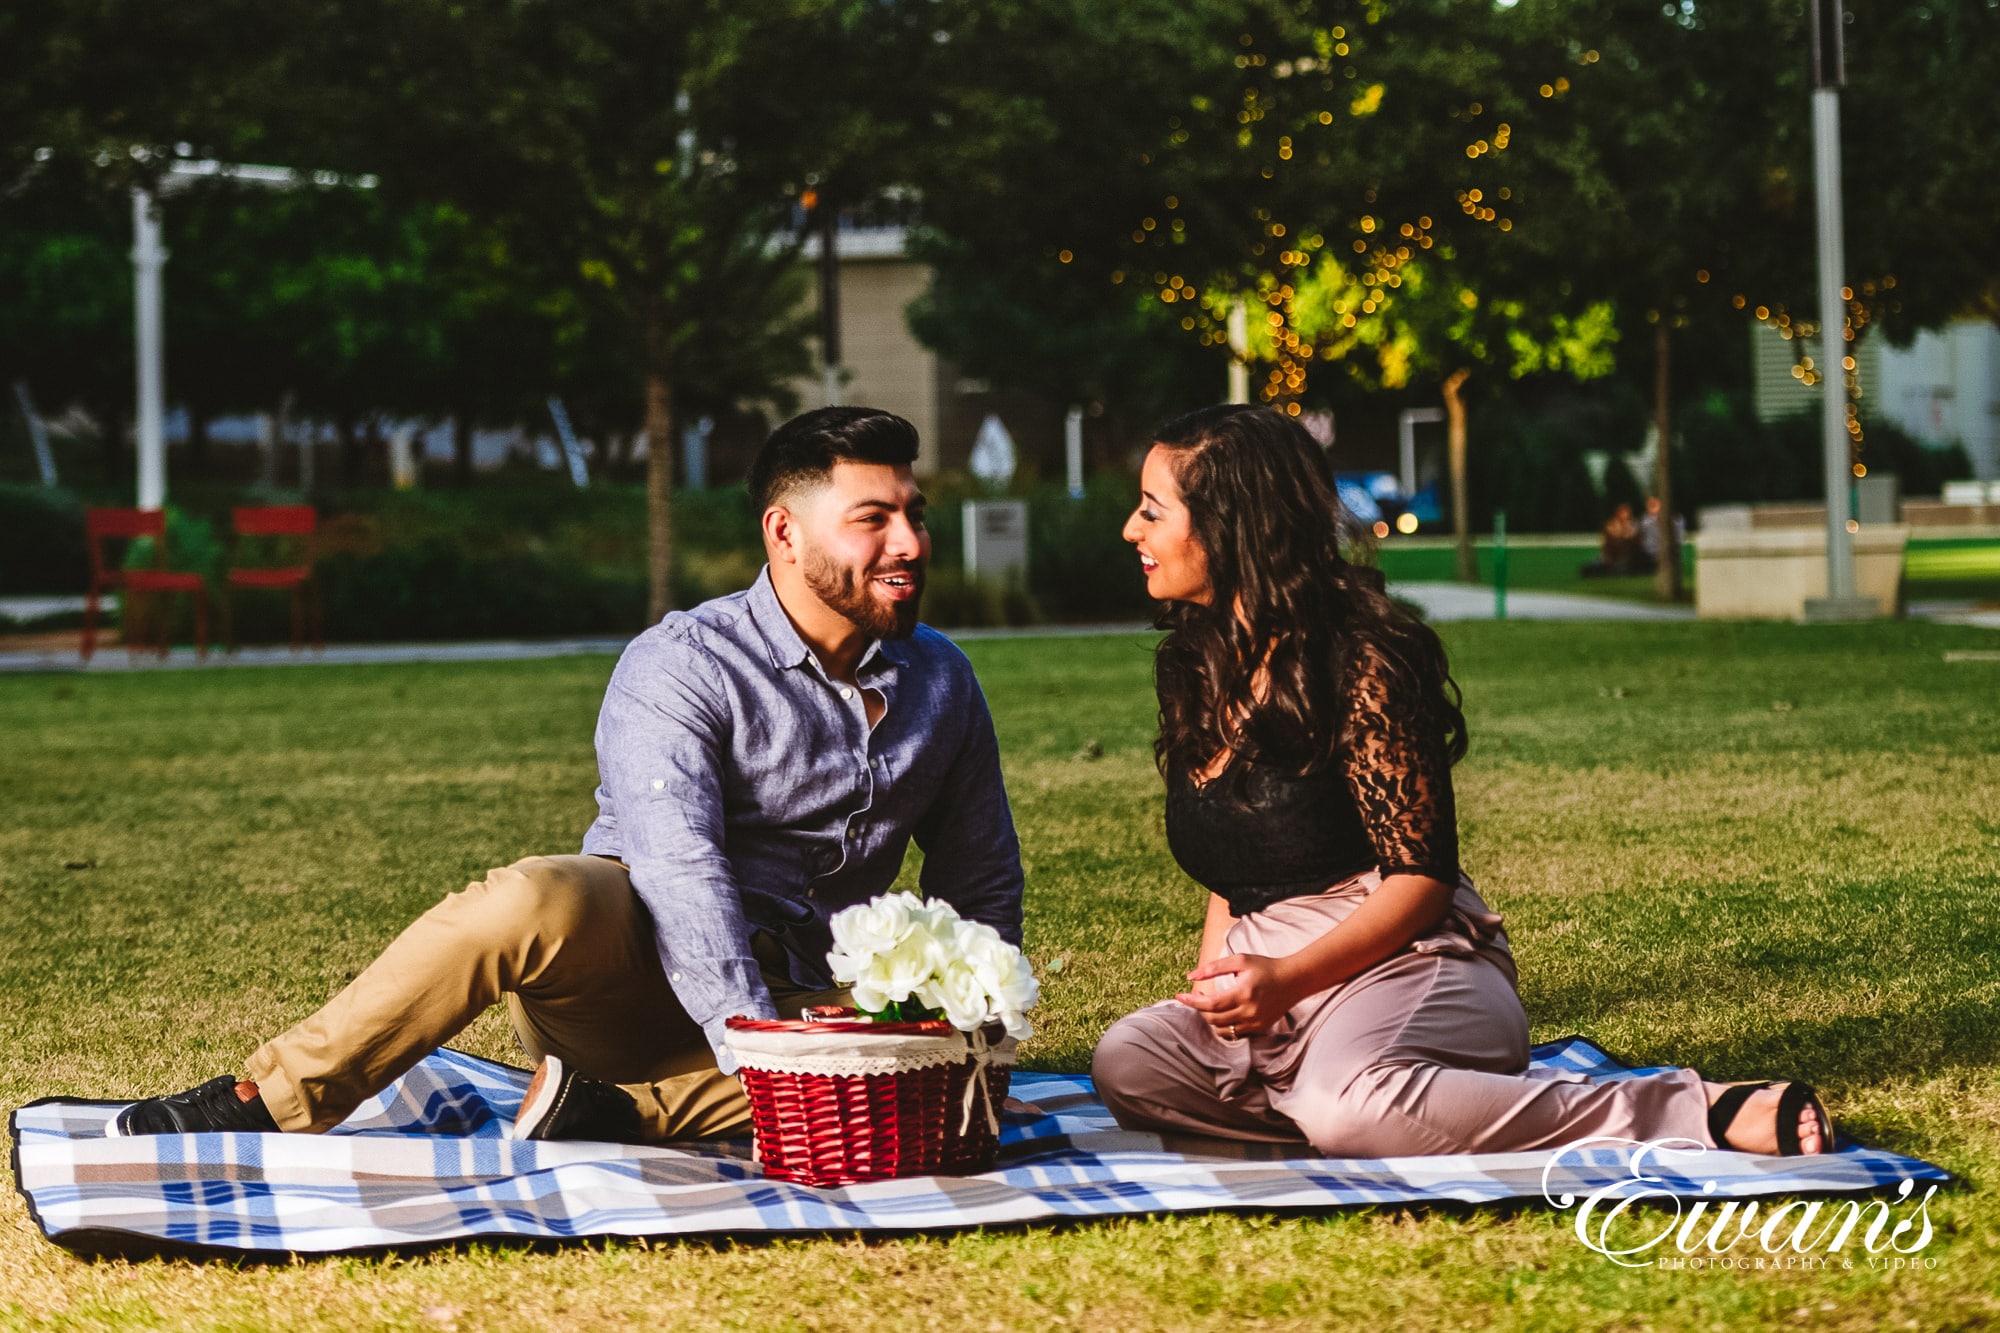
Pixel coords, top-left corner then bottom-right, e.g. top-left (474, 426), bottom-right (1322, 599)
top-left (1337, 644), bottom-right (1461, 882)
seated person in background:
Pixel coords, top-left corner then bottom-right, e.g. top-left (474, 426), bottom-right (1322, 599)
top-left (1581, 502), bottom-right (1647, 577)
top-left (1638, 494), bottom-right (1684, 569)
top-left (109, 406), bottom-right (1023, 1144)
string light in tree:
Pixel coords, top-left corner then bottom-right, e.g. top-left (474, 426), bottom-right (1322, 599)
top-left (1729, 273), bottom-right (1899, 473)
top-left (1066, 24), bottom-right (1539, 406)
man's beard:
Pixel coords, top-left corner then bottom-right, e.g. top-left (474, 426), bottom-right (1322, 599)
top-left (802, 547), bottom-right (925, 640)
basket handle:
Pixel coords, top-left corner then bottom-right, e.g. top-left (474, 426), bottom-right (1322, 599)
top-left (961, 1028), bottom-right (1002, 1138)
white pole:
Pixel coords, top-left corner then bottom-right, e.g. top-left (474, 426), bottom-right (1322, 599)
top-left (547, 395), bottom-right (590, 487)
top-left (1812, 86), bottom-right (1858, 605)
top-left (1227, 303), bottom-right (1250, 404)
top-left (12, 381), bottom-right (59, 487)
top-left (388, 424), bottom-right (419, 490)
top-left (1064, 405), bottom-right (1085, 499)
top-left (1802, 0), bottom-right (1871, 619)
top-left (132, 188), bottom-right (168, 511)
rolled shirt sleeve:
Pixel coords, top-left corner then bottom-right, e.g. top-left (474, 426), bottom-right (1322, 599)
top-left (593, 635), bottom-right (777, 1069)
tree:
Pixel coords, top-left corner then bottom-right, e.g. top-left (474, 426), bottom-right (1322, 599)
top-left (1115, 0), bottom-right (1620, 578)
top-left (901, 0), bottom-right (1618, 558)
top-left (897, 0), bottom-right (1257, 424)
top-left (0, 163), bottom-right (133, 483)
top-left (1496, 0), bottom-right (1823, 600)
top-left (323, 0), bottom-right (918, 618)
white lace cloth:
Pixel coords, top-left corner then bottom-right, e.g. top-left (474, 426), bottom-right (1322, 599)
top-left (724, 1026), bottom-right (973, 1078)
top-left (723, 1026), bottom-right (1020, 1134)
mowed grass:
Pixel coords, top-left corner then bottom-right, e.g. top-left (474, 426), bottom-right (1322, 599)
top-left (1377, 535), bottom-right (2000, 605)
top-left (3, 621), bottom-right (2000, 1331)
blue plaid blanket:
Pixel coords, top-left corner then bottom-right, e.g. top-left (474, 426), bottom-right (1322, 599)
top-left (11, 1038), bottom-right (1946, 1256)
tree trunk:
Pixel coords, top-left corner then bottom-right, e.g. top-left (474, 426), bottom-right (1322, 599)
top-left (1443, 368), bottom-right (1475, 583)
top-left (645, 368), bottom-right (676, 623)
top-left (452, 411), bottom-right (475, 488)
top-left (1652, 322), bottom-right (1683, 601)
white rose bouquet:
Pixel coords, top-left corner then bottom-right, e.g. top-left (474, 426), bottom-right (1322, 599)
top-left (826, 892), bottom-right (1039, 1040)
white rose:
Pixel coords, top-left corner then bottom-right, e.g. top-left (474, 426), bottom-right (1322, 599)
top-left (852, 930), bottom-right (947, 1013)
top-left (907, 897), bottom-right (964, 942)
top-left (917, 959), bottom-right (992, 1032)
top-left (828, 892), bottom-right (920, 969)
top-left (956, 922), bottom-right (1040, 1015)
top-left (994, 1006), bottom-right (1034, 1042)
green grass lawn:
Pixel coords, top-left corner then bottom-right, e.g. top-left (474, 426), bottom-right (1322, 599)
top-left (4, 622), bottom-right (1999, 1330)
top-left (1377, 536), bottom-right (2000, 605)
top-left (1376, 538), bottom-right (1666, 601)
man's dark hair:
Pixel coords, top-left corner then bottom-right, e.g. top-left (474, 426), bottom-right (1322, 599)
top-left (749, 407), bottom-right (920, 511)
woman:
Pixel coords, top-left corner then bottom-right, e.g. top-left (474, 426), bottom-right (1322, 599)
top-left (1091, 405), bottom-right (1829, 1158)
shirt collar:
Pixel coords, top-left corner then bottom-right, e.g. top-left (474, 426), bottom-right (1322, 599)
top-left (747, 566), bottom-right (815, 670)
top-left (745, 565), bottom-right (908, 675)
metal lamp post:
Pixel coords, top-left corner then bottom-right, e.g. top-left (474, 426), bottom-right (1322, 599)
top-left (1801, 0), bottom-right (1877, 621)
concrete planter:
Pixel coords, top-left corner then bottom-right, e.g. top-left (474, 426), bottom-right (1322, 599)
top-left (1691, 525), bottom-right (1908, 620)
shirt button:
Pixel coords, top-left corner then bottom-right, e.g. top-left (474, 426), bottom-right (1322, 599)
top-left (840, 687), bottom-right (854, 700)
top-left (669, 971), bottom-right (682, 982)
top-left (651, 778), bottom-right (666, 791)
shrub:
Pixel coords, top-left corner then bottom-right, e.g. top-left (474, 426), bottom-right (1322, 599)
top-left (0, 484), bottom-right (89, 594)
top-left (315, 541), bottom-right (644, 640)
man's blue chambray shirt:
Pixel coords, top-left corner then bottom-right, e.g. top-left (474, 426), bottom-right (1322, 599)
top-left (581, 567), bottom-right (1024, 1072)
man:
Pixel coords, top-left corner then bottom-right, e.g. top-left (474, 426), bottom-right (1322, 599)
top-left (112, 407), bottom-right (1023, 1143)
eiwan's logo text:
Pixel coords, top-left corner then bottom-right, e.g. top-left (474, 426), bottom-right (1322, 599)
top-left (1540, 1139), bottom-right (1939, 1271)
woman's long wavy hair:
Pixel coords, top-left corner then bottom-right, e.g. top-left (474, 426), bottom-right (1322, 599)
top-left (1148, 404), bottom-right (1468, 777)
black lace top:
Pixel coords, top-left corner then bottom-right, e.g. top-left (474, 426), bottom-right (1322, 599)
top-left (1164, 647), bottom-right (1461, 918)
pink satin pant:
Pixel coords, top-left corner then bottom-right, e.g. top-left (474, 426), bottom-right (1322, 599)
top-left (1091, 877), bottom-right (1713, 1157)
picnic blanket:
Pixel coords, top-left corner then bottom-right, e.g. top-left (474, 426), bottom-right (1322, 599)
top-left (12, 1037), bottom-right (1947, 1257)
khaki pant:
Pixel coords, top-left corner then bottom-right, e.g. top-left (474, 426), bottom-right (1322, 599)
top-left (1092, 876), bottom-right (1713, 1156)
top-left (245, 854), bottom-right (847, 1141)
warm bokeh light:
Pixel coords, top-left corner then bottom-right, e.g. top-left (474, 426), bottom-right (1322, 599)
top-left (1372, 520), bottom-right (1390, 539)
top-left (1395, 512), bottom-right (1419, 534)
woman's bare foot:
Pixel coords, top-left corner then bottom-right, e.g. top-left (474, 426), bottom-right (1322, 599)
top-left (1704, 1081), bottom-right (1828, 1155)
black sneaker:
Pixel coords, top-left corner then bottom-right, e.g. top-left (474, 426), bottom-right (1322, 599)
top-left (110, 1076), bottom-right (280, 1136)
top-left (510, 1055), bottom-right (644, 1143)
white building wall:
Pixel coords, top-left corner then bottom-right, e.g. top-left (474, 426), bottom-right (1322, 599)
top-left (793, 227), bottom-right (946, 476)
top-left (1753, 317), bottom-right (2000, 481)
top-left (1873, 326), bottom-right (1959, 446)
top-left (1948, 321), bottom-right (1999, 480)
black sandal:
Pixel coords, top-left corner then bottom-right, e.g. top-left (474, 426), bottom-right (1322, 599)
top-left (1707, 1080), bottom-right (1832, 1156)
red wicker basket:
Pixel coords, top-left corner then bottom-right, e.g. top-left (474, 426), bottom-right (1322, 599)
top-left (725, 1014), bottom-right (1014, 1187)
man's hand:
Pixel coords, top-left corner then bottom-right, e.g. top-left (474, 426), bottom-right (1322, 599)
top-left (1175, 953), bottom-right (1301, 1038)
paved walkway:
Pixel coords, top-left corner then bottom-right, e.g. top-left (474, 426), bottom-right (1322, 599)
top-left (8, 586), bottom-right (1992, 674)
top-left (1911, 599), bottom-right (2000, 631)
top-left (0, 595), bottom-right (111, 621)
top-left (1389, 583), bottom-right (1694, 623)
top-left (0, 622), bottom-right (1170, 674)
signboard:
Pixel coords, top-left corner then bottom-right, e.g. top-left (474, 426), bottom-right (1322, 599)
top-left (963, 499), bottom-right (1029, 586)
